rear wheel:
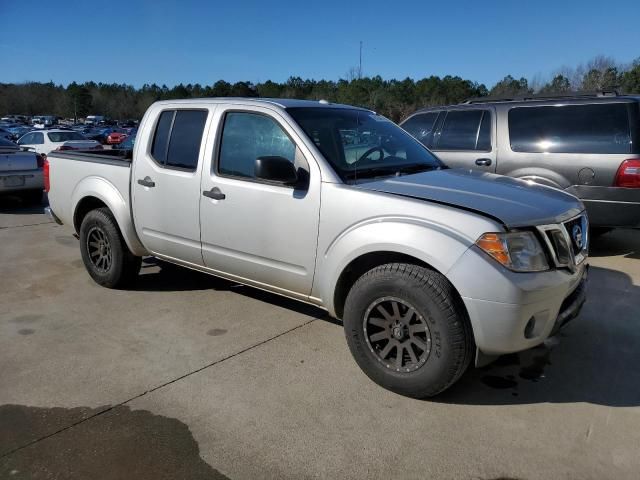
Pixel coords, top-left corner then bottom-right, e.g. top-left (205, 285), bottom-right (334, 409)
top-left (79, 207), bottom-right (141, 288)
top-left (343, 263), bottom-right (473, 398)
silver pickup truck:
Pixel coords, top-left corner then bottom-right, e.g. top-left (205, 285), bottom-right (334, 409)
top-left (46, 98), bottom-right (588, 397)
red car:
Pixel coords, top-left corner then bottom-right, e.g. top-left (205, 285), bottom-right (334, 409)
top-left (106, 130), bottom-right (128, 145)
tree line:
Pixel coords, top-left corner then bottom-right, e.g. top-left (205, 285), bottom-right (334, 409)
top-left (1, 56), bottom-right (638, 123)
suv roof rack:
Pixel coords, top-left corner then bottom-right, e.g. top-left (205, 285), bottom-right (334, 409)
top-left (462, 89), bottom-right (620, 104)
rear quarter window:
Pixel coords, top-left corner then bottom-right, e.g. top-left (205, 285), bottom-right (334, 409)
top-left (435, 110), bottom-right (491, 151)
top-left (150, 109), bottom-right (208, 171)
top-left (401, 112), bottom-right (439, 148)
top-left (508, 103), bottom-right (633, 154)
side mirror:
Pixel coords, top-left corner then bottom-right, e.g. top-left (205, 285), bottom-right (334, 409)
top-left (255, 156), bottom-right (298, 185)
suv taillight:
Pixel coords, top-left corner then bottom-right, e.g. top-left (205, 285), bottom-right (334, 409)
top-left (44, 158), bottom-right (50, 193)
top-left (614, 159), bottom-right (640, 188)
top-left (36, 153), bottom-right (45, 169)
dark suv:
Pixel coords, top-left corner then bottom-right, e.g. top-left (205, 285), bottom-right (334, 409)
top-left (401, 92), bottom-right (640, 230)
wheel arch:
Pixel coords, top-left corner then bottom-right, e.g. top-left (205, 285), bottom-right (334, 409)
top-left (332, 251), bottom-right (432, 320)
top-left (330, 250), bottom-right (472, 325)
top-left (315, 219), bottom-right (476, 318)
top-left (71, 177), bottom-right (147, 256)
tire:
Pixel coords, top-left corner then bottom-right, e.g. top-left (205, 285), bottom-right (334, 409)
top-left (343, 263), bottom-right (473, 398)
top-left (79, 207), bottom-right (141, 288)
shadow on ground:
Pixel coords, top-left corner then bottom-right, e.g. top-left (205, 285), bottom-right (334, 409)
top-left (0, 404), bottom-right (229, 480)
top-left (0, 194), bottom-right (45, 215)
top-left (589, 228), bottom-right (639, 259)
top-left (437, 264), bottom-right (640, 407)
top-left (135, 257), bottom-right (333, 321)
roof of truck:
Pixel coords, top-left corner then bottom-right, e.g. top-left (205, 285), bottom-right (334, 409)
top-left (152, 98), bottom-right (372, 111)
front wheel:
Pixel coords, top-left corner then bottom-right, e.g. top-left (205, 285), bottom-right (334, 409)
top-left (79, 207), bottom-right (141, 288)
top-left (343, 263), bottom-right (473, 398)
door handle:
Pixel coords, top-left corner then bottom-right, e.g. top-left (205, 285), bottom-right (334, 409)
top-left (137, 176), bottom-right (155, 187)
top-left (475, 158), bottom-right (492, 166)
top-left (203, 187), bottom-right (226, 200)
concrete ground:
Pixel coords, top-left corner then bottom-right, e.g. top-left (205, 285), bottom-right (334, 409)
top-left (0, 195), bottom-right (639, 480)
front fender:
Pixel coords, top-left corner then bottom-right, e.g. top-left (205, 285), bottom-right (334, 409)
top-left (71, 176), bottom-right (147, 256)
top-left (314, 217), bottom-right (474, 317)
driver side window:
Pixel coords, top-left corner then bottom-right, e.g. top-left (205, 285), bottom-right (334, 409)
top-left (217, 112), bottom-right (296, 180)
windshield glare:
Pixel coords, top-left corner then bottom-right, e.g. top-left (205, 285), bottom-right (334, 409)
top-left (287, 107), bottom-right (443, 180)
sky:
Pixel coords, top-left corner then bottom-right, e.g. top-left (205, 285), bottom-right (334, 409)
top-left (1, 0), bottom-right (639, 89)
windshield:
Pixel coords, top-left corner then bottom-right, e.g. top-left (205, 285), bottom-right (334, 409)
top-left (47, 131), bottom-right (86, 142)
top-left (287, 107), bottom-right (444, 181)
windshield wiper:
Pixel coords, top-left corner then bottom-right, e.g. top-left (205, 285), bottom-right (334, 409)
top-left (343, 166), bottom-right (400, 181)
top-left (395, 164), bottom-right (441, 175)
top-left (344, 163), bottom-right (440, 181)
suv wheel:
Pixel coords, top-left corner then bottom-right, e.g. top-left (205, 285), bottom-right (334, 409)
top-left (343, 263), bottom-right (473, 398)
top-left (79, 207), bottom-right (141, 288)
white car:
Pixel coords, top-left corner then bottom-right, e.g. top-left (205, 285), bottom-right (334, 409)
top-left (16, 129), bottom-right (102, 155)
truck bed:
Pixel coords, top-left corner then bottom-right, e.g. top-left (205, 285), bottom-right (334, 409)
top-left (47, 150), bottom-right (133, 231)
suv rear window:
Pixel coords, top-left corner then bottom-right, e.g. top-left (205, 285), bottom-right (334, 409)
top-left (436, 110), bottom-right (491, 151)
top-left (509, 103), bottom-right (633, 154)
top-left (150, 110), bottom-right (207, 170)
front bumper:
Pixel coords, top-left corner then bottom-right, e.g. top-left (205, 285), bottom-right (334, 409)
top-left (447, 245), bottom-right (588, 355)
top-left (550, 274), bottom-right (586, 335)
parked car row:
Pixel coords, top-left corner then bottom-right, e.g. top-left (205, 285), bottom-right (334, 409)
top-left (0, 115), bottom-right (138, 146)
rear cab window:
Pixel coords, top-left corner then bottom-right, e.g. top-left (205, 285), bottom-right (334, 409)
top-left (150, 109), bottom-right (208, 171)
top-left (433, 109), bottom-right (492, 151)
top-left (508, 103), bottom-right (636, 154)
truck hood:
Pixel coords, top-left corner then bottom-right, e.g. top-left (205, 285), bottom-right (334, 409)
top-left (354, 168), bottom-right (584, 228)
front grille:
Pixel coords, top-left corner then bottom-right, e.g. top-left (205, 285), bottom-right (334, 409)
top-left (544, 229), bottom-right (572, 265)
top-left (537, 214), bottom-right (588, 271)
top-left (563, 215), bottom-right (587, 255)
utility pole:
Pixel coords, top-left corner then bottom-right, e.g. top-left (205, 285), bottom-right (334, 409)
top-left (359, 41), bottom-right (363, 79)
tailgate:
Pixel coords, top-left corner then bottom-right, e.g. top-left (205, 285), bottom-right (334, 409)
top-left (0, 150), bottom-right (38, 172)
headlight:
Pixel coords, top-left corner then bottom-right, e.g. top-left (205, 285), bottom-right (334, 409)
top-left (476, 231), bottom-right (549, 272)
